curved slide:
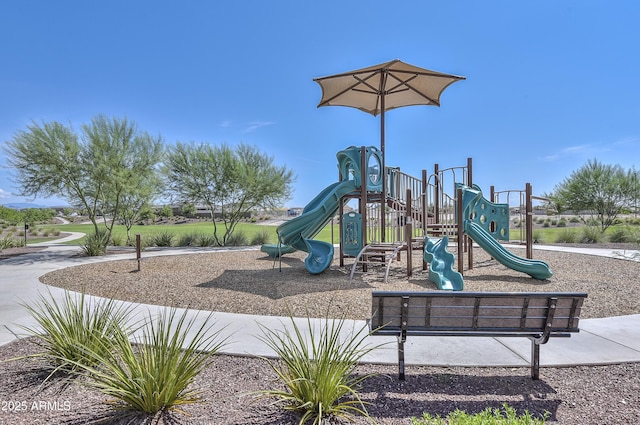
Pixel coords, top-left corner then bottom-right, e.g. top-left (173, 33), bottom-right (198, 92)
top-left (423, 236), bottom-right (463, 290)
top-left (460, 184), bottom-right (552, 280)
top-left (464, 221), bottom-right (553, 280)
top-left (261, 179), bottom-right (357, 274)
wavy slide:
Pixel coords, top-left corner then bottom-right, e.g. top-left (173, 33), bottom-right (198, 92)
top-left (423, 236), bottom-right (464, 290)
top-left (461, 185), bottom-right (553, 280)
top-left (261, 179), bottom-right (357, 274)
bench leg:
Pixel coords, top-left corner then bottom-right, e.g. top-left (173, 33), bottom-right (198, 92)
top-left (398, 337), bottom-right (406, 380)
top-left (531, 339), bottom-right (540, 380)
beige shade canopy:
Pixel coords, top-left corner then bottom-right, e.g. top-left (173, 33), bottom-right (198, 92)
top-left (314, 59), bottom-right (465, 118)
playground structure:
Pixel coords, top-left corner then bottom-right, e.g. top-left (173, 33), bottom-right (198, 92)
top-left (261, 145), bottom-right (552, 288)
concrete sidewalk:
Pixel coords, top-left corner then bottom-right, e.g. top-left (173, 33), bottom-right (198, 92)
top-left (1, 242), bottom-right (639, 372)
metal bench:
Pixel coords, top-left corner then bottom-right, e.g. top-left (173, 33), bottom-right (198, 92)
top-left (370, 291), bottom-right (587, 380)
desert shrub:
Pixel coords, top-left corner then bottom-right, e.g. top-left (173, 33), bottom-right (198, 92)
top-left (150, 231), bottom-right (175, 247)
top-left (0, 235), bottom-right (25, 249)
top-left (608, 226), bottom-right (640, 244)
top-left (625, 217), bottom-right (640, 226)
top-left (177, 232), bottom-right (199, 247)
top-left (81, 230), bottom-right (110, 256)
top-left (250, 229), bottom-right (272, 245)
top-left (580, 226), bottom-right (603, 244)
top-left (225, 230), bottom-right (248, 246)
top-left (628, 228), bottom-right (640, 245)
top-left (258, 315), bottom-right (377, 424)
top-left (555, 229), bottom-right (577, 244)
top-left (556, 218), bottom-right (567, 227)
top-left (411, 403), bottom-right (548, 424)
top-left (196, 234), bottom-right (217, 247)
top-left (20, 289), bottom-right (132, 376)
top-left (72, 308), bottom-right (227, 415)
top-left (531, 230), bottom-right (544, 244)
top-left (138, 235), bottom-right (154, 249)
top-left (109, 233), bottom-right (125, 246)
top-left (583, 217), bottom-right (600, 227)
top-left (542, 219), bottom-right (550, 228)
top-left (608, 226), bottom-right (630, 243)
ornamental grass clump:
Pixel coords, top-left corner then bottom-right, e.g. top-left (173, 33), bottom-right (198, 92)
top-left (150, 230), bottom-right (175, 247)
top-left (20, 289), bottom-right (131, 376)
top-left (411, 403), bottom-right (549, 424)
top-left (81, 230), bottom-right (110, 256)
top-left (72, 308), bottom-right (228, 415)
top-left (257, 315), bottom-right (378, 425)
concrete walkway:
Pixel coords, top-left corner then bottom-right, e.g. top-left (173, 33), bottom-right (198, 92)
top-left (1, 239), bottom-right (639, 373)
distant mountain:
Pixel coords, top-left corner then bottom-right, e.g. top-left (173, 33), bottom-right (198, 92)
top-left (2, 202), bottom-right (57, 210)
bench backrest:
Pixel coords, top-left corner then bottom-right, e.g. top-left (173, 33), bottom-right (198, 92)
top-left (371, 291), bottom-right (587, 337)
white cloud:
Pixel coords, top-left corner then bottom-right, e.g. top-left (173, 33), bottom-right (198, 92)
top-left (543, 144), bottom-right (603, 161)
top-left (243, 121), bottom-right (274, 133)
top-left (613, 136), bottom-right (639, 147)
top-left (0, 188), bottom-right (12, 199)
top-left (219, 120), bottom-right (232, 128)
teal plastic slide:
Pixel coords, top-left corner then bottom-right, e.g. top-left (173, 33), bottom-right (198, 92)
top-left (423, 236), bottom-right (463, 290)
top-left (461, 185), bottom-right (553, 280)
top-left (261, 179), bottom-right (357, 274)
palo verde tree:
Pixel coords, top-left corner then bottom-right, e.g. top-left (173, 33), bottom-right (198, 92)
top-left (164, 142), bottom-right (294, 246)
top-left (117, 177), bottom-right (160, 245)
top-left (4, 116), bottom-right (163, 246)
top-left (551, 158), bottom-right (639, 232)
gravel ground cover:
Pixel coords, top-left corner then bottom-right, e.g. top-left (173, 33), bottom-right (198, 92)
top-left (1, 244), bottom-right (639, 424)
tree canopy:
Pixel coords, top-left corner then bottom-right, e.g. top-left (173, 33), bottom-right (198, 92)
top-left (4, 116), bottom-right (163, 244)
top-left (551, 158), bottom-right (639, 231)
top-left (164, 142), bottom-right (295, 246)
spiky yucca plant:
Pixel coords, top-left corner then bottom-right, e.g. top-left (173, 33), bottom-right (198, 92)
top-left (21, 289), bottom-right (131, 376)
top-left (258, 315), bottom-right (378, 425)
top-left (72, 308), bottom-right (228, 415)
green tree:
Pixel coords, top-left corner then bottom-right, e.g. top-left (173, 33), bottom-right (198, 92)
top-left (541, 191), bottom-right (566, 217)
top-left (138, 205), bottom-right (156, 225)
top-left (157, 204), bottom-right (174, 220)
top-left (22, 208), bottom-right (56, 224)
top-left (552, 159), bottom-right (636, 232)
top-left (118, 179), bottom-right (159, 245)
top-left (0, 206), bottom-right (24, 225)
top-left (4, 116), bottom-right (163, 247)
top-left (164, 142), bottom-right (294, 246)
top-left (181, 203), bottom-right (196, 218)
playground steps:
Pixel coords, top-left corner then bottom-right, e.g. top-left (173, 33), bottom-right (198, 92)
top-left (349, 242), bottom-right (406, 283)
top-left (425, 223), bottom-right (460, 241)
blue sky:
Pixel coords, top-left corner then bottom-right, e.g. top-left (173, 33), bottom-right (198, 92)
top-left (1, 1), bottom-right (638, 209)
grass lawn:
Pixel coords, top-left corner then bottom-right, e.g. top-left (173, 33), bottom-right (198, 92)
top-left (28, 220), bottom-right (344, 246)
top-left (7, 217), bottom-right (640, 248)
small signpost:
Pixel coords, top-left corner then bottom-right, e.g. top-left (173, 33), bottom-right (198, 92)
top-left (136, 234), bottom-right (142, 271)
